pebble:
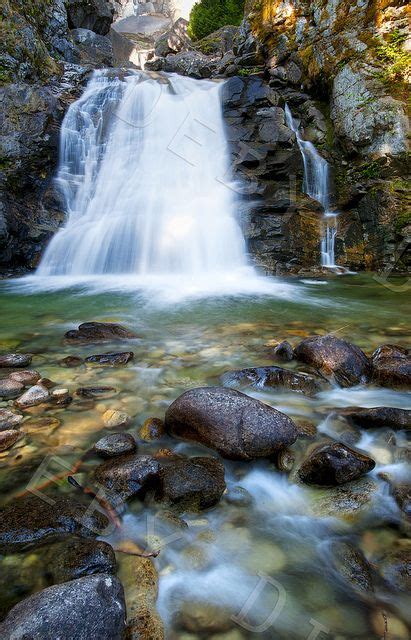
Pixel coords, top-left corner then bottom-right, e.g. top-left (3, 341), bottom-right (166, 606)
top-left (8, 370), bottom-right (41, 386)
top-left (102, 409), bottom-right (130, 428)
top-left (0, 354), bottom-right (32, 368)
top-left (15, 385), bottom-right (50, 409)
top-left (0, 379), bottom-right (25, 399)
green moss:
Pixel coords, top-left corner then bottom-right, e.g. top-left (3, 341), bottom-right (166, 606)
top-left (394, 209), bottom-right (411, 233)
top-left (357, 160), bottom-right (383, 179)
top-left (374, 29), bottom-right (410, 84)
top-left (238, 66), bottom-right (263, 75)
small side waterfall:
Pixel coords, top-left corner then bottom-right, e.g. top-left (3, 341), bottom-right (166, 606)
top-left (285, 104), bottom-right (338, 268)
top-left (37, 70), bottom-right (249, 279)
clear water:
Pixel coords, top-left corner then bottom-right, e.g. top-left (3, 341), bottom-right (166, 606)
top-left (0, 275), bottom-right (409, 638)
top-left (285, 105), bottom-right (338, 269)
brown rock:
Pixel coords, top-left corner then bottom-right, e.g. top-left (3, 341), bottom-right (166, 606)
top-left (139, 417), bottom-right (165, 441)
top-left (61, 356), bottom-right (84, 367)
top-left (9, 370), bottom-right (41, 385)
top-left (298, 441), bottom-right (375, 486)
top-left (0, 353), bottom-right (32, 368)
top-left (371, 344), bottom-right (411, 389)
top-left (44, 537), bottom-right (117, 583)
top-left (272, 340), bottom-right (294, 362)
top-left (0, 408), bottom-right (23, 431)
top-left (294, 335), bottom-right (371, 387)
top-left (0, 429), bottom-right (23, 452)
top-left (65, 322), bottom-right (138, 342)
top-left (93, 454), bottom-right (160, 504)
top-left (0, 377), bottom-right (25, 399)
top-left (165, 387), bottom-right (298, 460)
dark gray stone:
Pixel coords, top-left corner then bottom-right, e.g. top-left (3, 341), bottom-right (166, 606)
top-left (94, 432), bottom-right (137, 458)
top-left (298, 442), bottom-right (375, 486)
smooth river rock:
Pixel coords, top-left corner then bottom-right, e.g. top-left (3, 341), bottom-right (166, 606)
top-left (0, 353), bottom-right (32, 368)
top-left (371, 344), bottom-right (411, 389)
top-left (65, 321), bottom-right (138, 342)
top-left (221, 365), bottom-right (322, 396)
top-left (93, 454), bottom-right (160, 504)
top-left (15, 384), bottom-right (50, 408)
top-left (0, 574), bottom-right (126, 640)
top-left (0, 429), bottom-right (23, 452)
top-left (94, 432), bottom-right (137, 458)
top-left (0, 408), bottom-right (23, 431)
top-left (0, 495), bottom-right (109, 553)
top-left (165, 387), bottom-right (299, 460)
top-left (9, 369), bottom-right (41, 385)
top-left (294, 335), bottom-right (371, 387)
top-left (85, 351), bottom-right (134, 365)
top-left (44, 537), bottom-right (117, 583)
top-left (339, 406), bottom-right (410, 431)
top-left (298, 441), bottom-right (375, 486)
top-left (0, 378), bottom-right (24, 399)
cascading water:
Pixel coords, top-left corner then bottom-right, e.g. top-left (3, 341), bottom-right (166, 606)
top-left (37, 70), bottom-right (252, 283)
top-left (284, 104), bottom-right (338, 268)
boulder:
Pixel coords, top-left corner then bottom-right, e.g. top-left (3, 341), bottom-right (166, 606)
top-left (66, 0), bottom-right (114, 35)
top-left (165, 387), bottom-right (298, 460)
top-left (221, 366), bottom-right (322, 396)
top-left (154, 18), bottom-right (191, 57)
top-left (298, 442), bottom-right (375, 486)
top-left (163, 51), bottom-right (217, 78)
top-left (0, 495), bottom-right (109, 553)
top-left (9, 369), bottom-right (41, 385)
top-left (93, 454), bottom-right (160, 503)
top-left (0, 408), bottom-right (23, 431)
top-left (0, 574), bottom-right (126, 640)
top-left (195, 25), bottom-right (239, 57)
top-left (15, 384), bottom-right (50, 408)
top-left (70, 28), bottom-right (113, 67)
top-left (0, 429), bottom-right (23, 452)
top-left (65, 322), bottom-right (138, 342)
top-left (0, 378), bottom-right (24, 399)
top-left (44, 537), bottom-right (117, 583)
top-left (272, 340), bottom-right (294, 362)
top-left (371, 344), bottom-right (411, 389)
top-left (339, 406), bottom-right (410, 431)
top-left (94, 433), bottom-right (137, 458)
top-left (294, 335), bottom-right (371, 387)
top-left (0, 353), bottom-right (32, 368)
top-left (157, 455), bottom-right (226, 511)
top-left (85, 351), bottom-right (134, 365)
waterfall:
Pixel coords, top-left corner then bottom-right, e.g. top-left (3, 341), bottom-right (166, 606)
top-left (284, 104), bottom-right (338, 268)
top-left (37, 70), bottom-right (250, 279)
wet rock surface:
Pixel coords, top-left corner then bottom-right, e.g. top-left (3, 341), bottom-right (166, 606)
top-left (71, 28), bottom-right (113, 67)
top-left (8, 370), bottom-right (41, 385)
top-left (0, 574), bottom-right (126, 640)
top-left (157, 455), bottom-right (226, 511)
top-left (0, 378), bottom-right (24, 399)
top-left (330, 541), bottom-right (374, 595)
top-left (44, 537), bottom-right (117, 583)
top-left (15, 384), bottom-right (50, 408)
top-left (0, 409), bottom-right (23, 431)
top-left (340, 407), bottom-right (410, 431)
top-left (222, 365), bottom-right (322, 396)
top-left (165, 386), bottom-right (299, 460)
top-left (94, 432), bottom-right (137, 458)
top-left (371, 344), bottom-right (411, 389)
top-left (0, 430), bottom-right (23, 452)
top-left (0, 354), bottom-right (32, 368)
top-left (139, 417), bottom-right (165, 441)
top-left (85, 351), bottom-right (134, 365)
top-left (0, 496), bottom-right (109, 553)
top-left (298, 442), bottom-right (375, 486)
top-left (377, 548), bottom-right (411, 592)
top-left (294, 335), bottom-right (371, 387)
top-left (272, 340), bottom-right (294, 362)
top-left (65, 322), bottom-right (138, 342)
top-left (93, 454), bottom-right (160, 503)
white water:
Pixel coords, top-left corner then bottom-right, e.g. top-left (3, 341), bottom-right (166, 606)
top-left (34, 70), bottom-right (303, 301)
top-left (285, 104), bottom-right (338, 268)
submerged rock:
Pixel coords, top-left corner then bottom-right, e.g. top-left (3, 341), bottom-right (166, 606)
top-left (157, 455), bottom-right (226, 511)
top-left (0, 378), bottom-right (24, 399)
top-left (165, 387), bottom-right (298, 460)
top-left (272, 340), bottom-right (294, 362)
top-left (75, 386), bottom-right (116, 398)
top-left (311, 477), bottom-right (379, 520)
top-left (93, 454), bottom-right (160, 504)
top-left (298, 442), bottom-right (375, 486)
top-left (139, 417), bottom-right (165, 441)
top-left (294, 335), bottom-right (371, 387)
top-left (85, 351), bottom-right (134, 365)
top-left (0, 429), bottom-right (23, 452)
top-left (0, 408), bottom-right (23, 431)
top-left (61, 355), bottom-right (84, 367)
top-left (65, 321), bottom-right (138, 342)
top-left (222, 365), bottom-right (322, 396)
top-left (45, 537), bottom-right (117, 583)
top-left (377, 548), bottom-right (411, 592)
top-left (176, 601), bottom-right (232, 634)
top-left (15, 384), bottom-right (50, 408)
top-left (94, 433), bottom-right (137, 458)
top-left (371, 344), bottom-right (411, 389)
top-left (0, 354), bottom-right (32, 368)
top-left (329, 541), bottom-right (374, 595)
top-left (102, 409), bottom-right (130, 428)
top-left (379, 473), bottom-right (410, 516)
top-left (9, 370), bottom-right (41, 385)
top-left (340, 406), bottom-right (410, 431)
top-left (0, 574), bottom-right (126, 640)
top-left (0, 496), bottom-right (109, 553)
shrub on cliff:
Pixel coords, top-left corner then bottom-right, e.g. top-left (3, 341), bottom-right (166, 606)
top-left (188, 0), bottom-right (245, 41)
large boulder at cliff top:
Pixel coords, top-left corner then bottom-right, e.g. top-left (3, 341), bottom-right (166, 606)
top-left (165, 387), bottom-right (299, 460)
top-left (66, 0), bottom-right (114, 35)
top-left (0, 574), bottom-right (126, 640)
top-left (93, 454), bottom-right (160, 504)
top-left (371, 344), bottom-right (411, 389)
top-left (65, 321), bottom-right (138, 342)
top-left (298, 442), bottom-right (375, 486)
top-left (294, 335), bottom-right (371, 387)
top-left (157, 455), bottom-right (226, 511)
top-left (339, 406), bottom-right (410, 431)
top-left (221, 366), bottom-right (323, 396)
top-left (0, 495), bottom-right (109, 553)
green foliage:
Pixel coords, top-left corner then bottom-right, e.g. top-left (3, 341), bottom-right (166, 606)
top-left (188, 0), bottom-right (245, 41)
top-left (357, 160), bottom-right (382, 179)
top-left (237, 66), bottom-right (263, 76)
top-left (375, 29), bottom-right (410, 84)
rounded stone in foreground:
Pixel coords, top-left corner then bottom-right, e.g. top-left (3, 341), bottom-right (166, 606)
top-left (0, 574), bottom-right (126, 640)
top-left (0, 353), bottom-right (32, 368)
top-left (165, 386), bottom-right (298, 460)
top-left (94, 432), bottom-right (137, 458)
top-left (298, 441), bottom-right (375, 486)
